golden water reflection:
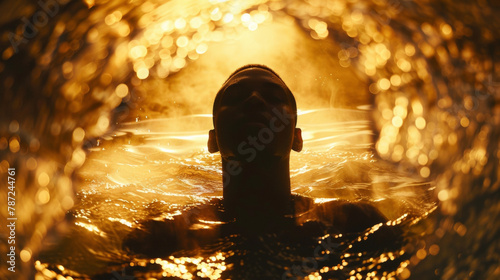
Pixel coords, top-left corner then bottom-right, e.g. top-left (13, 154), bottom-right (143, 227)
top-left (0, 0), bottom-right (498, 279)
top-left (32, 108), bottom-right (434, 279)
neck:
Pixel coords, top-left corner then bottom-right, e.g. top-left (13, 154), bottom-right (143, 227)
top-left (221, 155), bottom-right (293, 222)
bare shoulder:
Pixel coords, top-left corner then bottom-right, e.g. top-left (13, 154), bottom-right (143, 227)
top-left (293, 195), bottom-right (388, 234)
top-left (123, 198), bottom-right (224, 256)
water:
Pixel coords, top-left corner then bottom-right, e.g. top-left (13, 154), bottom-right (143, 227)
top-left (0, 0), bottom-right (498, 279)
top-left (38, 109), bottom-right (435, 279)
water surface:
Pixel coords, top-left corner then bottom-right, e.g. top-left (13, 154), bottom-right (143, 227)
top-left (0, 0), bottom-right (498, 279)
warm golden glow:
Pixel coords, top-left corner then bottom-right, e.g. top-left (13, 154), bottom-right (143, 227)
top-left (0, 0), bottom-right (495, 279)
top-left (20, 249), bottom-right (32, 263)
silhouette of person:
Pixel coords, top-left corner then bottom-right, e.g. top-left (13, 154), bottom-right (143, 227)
top-left (124, 65), bottom-right (393, 256)
top-left (207, 64), bottom-right (302, 228)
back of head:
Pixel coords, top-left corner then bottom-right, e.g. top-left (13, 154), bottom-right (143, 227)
top-left (212, 64), bottom-right (297, 123)
top-left (208, 64), bottom-right (303, 224)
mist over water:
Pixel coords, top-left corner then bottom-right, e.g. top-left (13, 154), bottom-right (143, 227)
top-left (0, 0), bottom-right (498, 279)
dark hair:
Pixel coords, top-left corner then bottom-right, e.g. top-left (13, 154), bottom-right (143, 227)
top-left (212, 64), bottom-right (297, 123)
top-left (223, 64), bottom-right (286, 85)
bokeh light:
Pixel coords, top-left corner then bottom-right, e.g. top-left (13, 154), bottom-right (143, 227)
top-left (0, 0), bottom-right (499, 279)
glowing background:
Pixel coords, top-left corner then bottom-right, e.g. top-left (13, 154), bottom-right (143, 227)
top-left (0, 0), bottom-right (498, 279)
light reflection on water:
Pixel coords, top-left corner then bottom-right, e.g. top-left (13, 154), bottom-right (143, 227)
top-left (0, 0), bottom-right (498, 279)
top-left (37, 109), bottom-right (435, 279)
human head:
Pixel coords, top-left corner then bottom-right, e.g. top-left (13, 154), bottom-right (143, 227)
top-left (213, 64), bottom-right (298, 118)
top-left (208, 65), bottom-right (302, 160)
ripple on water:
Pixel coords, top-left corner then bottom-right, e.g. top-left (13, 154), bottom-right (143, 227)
top-left (0, 0), bottom-right (498, 279)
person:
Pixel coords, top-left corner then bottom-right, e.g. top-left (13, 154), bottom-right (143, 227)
top-left (206, 64), bottom-right (389, 232)
top-left (207, 64), bottom-right (302, 229)
top-left (124, 65), bottom-right (393, 256)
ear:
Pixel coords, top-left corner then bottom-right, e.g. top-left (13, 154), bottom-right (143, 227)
top-left (208, 129), bottom-right (219, 153)
top-left (292, 128), bottom-right (303, 152)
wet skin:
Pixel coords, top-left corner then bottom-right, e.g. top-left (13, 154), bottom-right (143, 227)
top-left (124, 66), bottom-right (398, 257)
